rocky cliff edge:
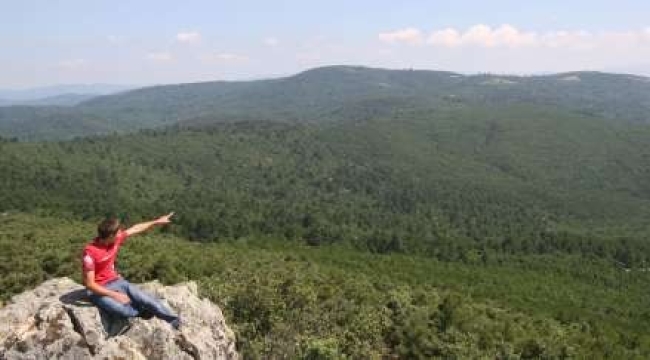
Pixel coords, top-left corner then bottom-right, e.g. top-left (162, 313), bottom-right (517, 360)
top-left (0, 278), bottom-right (238, 360)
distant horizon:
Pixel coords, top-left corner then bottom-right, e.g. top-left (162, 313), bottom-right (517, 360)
top-left (2, 64), bottom-right (649, 93)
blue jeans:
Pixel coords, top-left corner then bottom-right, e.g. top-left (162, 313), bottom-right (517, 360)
top-left (88, 278), bottom-right (179, 328)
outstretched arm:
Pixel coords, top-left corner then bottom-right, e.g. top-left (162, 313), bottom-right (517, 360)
top-left (125, 212), bottom-right (174, 237)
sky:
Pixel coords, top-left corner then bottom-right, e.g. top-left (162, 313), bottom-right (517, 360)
top-left (2, 0), bottom-right (650, 88)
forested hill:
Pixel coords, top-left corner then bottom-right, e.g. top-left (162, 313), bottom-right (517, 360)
top-left (1, 66), bottom-right (650, 140)
top-left (2, 102), bottom-right (650, 265)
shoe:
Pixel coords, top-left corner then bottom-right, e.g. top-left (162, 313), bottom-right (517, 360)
top-left (170, 317), bottom-right (182, 330)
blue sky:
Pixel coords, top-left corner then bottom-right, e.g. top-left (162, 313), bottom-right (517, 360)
top-left (2, 0), bottom-right (650, 88)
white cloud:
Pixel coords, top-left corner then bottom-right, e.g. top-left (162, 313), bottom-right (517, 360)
top-left (383, 25), bottom-right (650, 51)
top-left (462, 24), bottom-right (498, 47)
top-left (58, 59), bottom-right (87, 70)
top-left (200, 52), bottom-right (249, 63)
top-left (539, 30), bottom-right (590, 49)
top-left (176, 31), bottom-right (202, 44)
top-left (429, 24), bottom-right (537, 47)
top-left (428, 28), bottom-right (462, 47)
top-left (378, 27), bottom-right (423, 44)
top-left (264, 37), bottom-right (280, 47)
top-left (372, 24), bottom-right (650, 76)
top-left (487, 24), bottom-right (537, 47)
top-left (598, 29), bottom-right (650, 48)
top-left (147, 52), bottom-right (173, 62)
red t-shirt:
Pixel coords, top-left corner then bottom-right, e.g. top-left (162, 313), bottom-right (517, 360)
top-left (82, 230), bottom-right (129, 285)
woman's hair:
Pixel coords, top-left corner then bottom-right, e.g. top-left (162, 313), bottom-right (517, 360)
top-left (97, 217), bottom-right (121, 239)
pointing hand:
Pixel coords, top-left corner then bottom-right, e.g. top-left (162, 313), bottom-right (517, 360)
top-left (155, 212), bottom-right (175, 225)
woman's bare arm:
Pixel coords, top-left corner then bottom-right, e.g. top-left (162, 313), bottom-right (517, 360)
top-left (125, 212), bottom-right (174, 237)
top-left (82, 270), bottom-right (130, 304)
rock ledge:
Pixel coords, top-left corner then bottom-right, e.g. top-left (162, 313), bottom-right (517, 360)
top-left (0, 278), bottom-right (238, 360)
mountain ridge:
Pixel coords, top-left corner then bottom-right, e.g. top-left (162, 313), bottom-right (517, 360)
top-left (2, 65), bottom-right (650, 141)
top-left (0, 84), bottom-right (134, 101)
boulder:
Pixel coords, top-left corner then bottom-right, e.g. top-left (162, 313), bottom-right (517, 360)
top-left (0, 278), bottom-right (238, 360)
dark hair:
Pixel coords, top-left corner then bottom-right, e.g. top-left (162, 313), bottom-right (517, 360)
top-left (98, 218), bottom-right (121, 239)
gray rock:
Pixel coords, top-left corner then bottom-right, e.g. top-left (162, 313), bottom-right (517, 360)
top-left (0, 278), bottom-right (239, 360)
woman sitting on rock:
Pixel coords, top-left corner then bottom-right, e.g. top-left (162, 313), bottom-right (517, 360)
top-left (81, 213), bottom-right (180, 329)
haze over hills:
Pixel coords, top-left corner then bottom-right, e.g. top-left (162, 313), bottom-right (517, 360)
top-left (1, 66), bottom-right (649, 141)
top-left (0, 93), bottom-right (98, 107)
top-left (0, 84), bottom-right (135, 108)
top-left (0, 83), bottom-right (134, 101)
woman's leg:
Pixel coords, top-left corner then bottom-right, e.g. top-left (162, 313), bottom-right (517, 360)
top-left (88, 280), bottom-right (139, 318)
top-left (123, 280), bottom-right (179, 327)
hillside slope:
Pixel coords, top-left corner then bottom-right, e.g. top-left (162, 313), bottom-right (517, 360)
top-left (1, 66), bottom-right (649, 140)
top-left (2, 103), bottom-right (650, 263)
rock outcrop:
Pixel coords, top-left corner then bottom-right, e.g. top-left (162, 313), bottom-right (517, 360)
top-left (0, 278), bottom-right (238, 360)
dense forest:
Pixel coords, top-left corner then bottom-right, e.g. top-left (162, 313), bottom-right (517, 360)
top-left (2, 66), bottom-right (650, 358)
top-left (2, 213), bottom-right (650, 358)
top-left (2, 104), bottom-right (650, 265)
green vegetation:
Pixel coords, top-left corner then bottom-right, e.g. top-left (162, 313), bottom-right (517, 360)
top-left (2, 213), bottom-right (650, 358)
top-left (2, 105), bottom-right (650, 266)
top-left (2, 66), bottom-right (650, 357)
